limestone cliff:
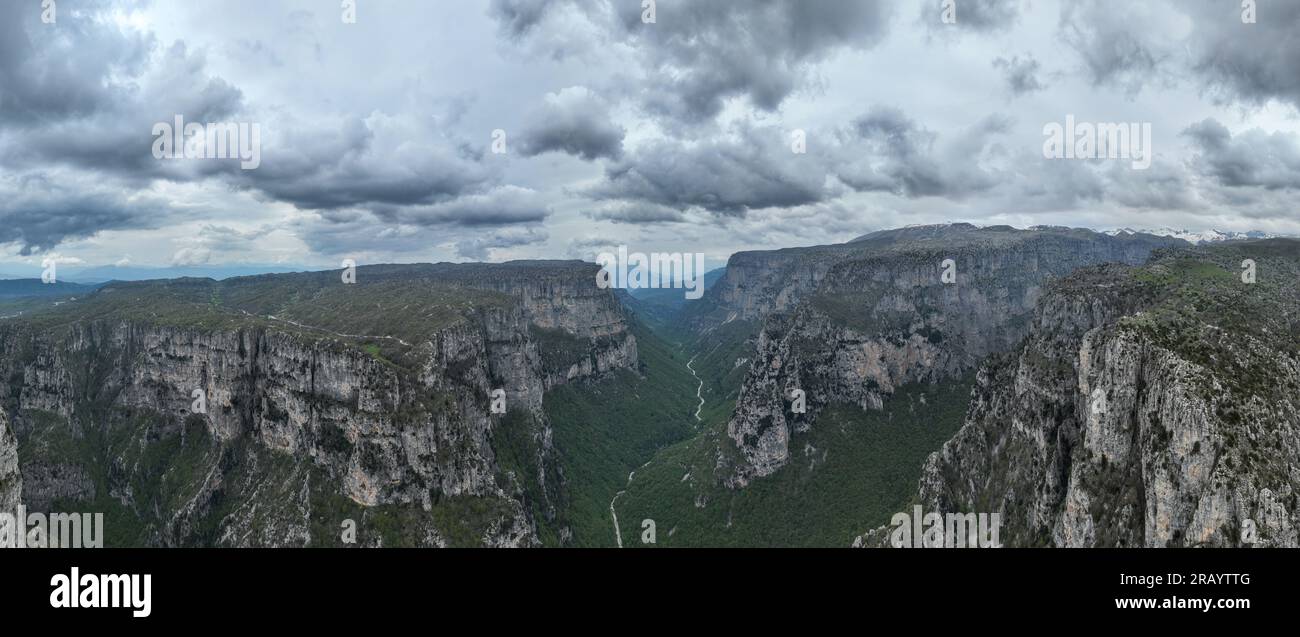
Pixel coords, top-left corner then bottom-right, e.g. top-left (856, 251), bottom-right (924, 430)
top-left (0, 261), bottom-right (635, 547)
top-left (720, 226), bottom-right (1182, 486)
top-left (0, 406), bottom-right (19, 515)
top-left (861, 241), bottom-right (1300, 547)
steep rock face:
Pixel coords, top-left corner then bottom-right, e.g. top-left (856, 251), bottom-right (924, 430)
top-left (703, 249), bottom-right (845, 324)
top-left (874, 243), bottom-right (1300, 547)
top-left (0, 261), bottom-right (636, 547)
top-left (0, 406), bottom-right (19, 515)
top-left (724, 228), bottom-right (1181, 486)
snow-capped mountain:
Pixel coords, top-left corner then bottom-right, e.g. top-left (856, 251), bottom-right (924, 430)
top-left (1103, 227), bottom-right (1280, 245)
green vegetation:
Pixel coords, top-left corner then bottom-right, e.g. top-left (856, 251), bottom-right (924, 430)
top-left (682, 318), bottom-right (757, 424)
top-left (1122, 244), bottom-right (1300, 398)
top-left (3, 270), bottom-right (515, 372)
top-left (542, 320), bottom-right (700, 546)
top-left (531, 326), bottom-right (592, 371)
top-left (18, 406), bottom-right (221, 546)
top-left (615, 374), bottom-right (975, 547)
top-left (490, 408), bottom-right (563, 547)
top-left (811, 290), bottom-right (888, 333)
top-left (17, 402), bottom-right (520, 547)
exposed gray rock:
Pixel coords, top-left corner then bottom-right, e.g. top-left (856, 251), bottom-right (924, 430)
top-left (0, 261), bottom-right (635, 547)
top-left (863, 243), bottom-right (1300, 547)
top-left (0, 406), bottom-right (20, 515)
top-left (721, 226), bottom-right (1182, 486)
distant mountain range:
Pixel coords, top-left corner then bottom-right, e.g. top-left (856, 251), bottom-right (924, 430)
top-left (0, 279), bottom-right (100, 299)
top-left (849, 224), bottom-right (1284, 247)
top-left (1103, 227), bottom-right (1281, 244)
top-left (0, 264), bottom-right (318, 284)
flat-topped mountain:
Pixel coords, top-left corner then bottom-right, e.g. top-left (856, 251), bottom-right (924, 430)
top-left (683, 224), bottom-right (1182, 330)
top-left (0, 261), bottom-right (635, 546)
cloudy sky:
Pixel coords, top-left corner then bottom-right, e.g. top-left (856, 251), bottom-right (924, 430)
top-left (2, 0), bottom-right (1299, 276)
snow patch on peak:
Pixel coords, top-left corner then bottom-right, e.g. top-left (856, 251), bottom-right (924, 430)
top-left (1103, 227), bottom-right (1278, 245)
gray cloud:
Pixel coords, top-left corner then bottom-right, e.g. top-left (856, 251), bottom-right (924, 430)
top-left (1184, 118), bottom-right (1300, 190)
top-left (0, 34), bottom-right (245, 179)
top-left (494, 0), bottom-right (895, 125)
top-left (1002, 157), bottom-right (1105, 213)
top-left (1103, 162), bottom-right (1197, 211)
top-left (564, 235), bottom-right (621, 260)
top-left (586, 202), bottom-right (687, 225)
top-left (1058, 0), bottom-right (1170, 95)
top-left (488, 0), bottom-right (561, 39)
top-left (620, 0), bottom-right (894, 123)
top-left (0, 175), bottom-right (168, 254)
top-left (0, 0), bottom-right (154, 125)
top-left (371, 185), bottom-right (551, 227)
top-left (993, 55), bottom-right (1045, 95)
top-left (955, 0), bottom-right (1020, 31)
top-left (230, 115), bottom-right (495, 211)
top-left (455, 226), bottom-right (550, 260)
top-left (0, 1), bottom-right (515, 245)
top-left (834, 108), bottom-right (1010, 199)
top-left (925, 0), bottom-right (1021, 33)
top-left (2, 0), bottom-right (1297, 267)
top-left (1185, 1), bottom-right (1300, 109)
top-left (587, 124), bottom-right (829, 215)
top-left (518, 86), bottom-right (623, 160)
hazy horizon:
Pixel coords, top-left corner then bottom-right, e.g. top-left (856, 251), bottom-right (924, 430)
top-left (0, 221), bottom-right (1291, 283)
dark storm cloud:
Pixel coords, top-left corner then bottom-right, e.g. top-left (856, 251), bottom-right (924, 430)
top-left (6, 0), bottom-right (1297, 263)
top-left (494, 0), bottom-right (895, 125)
top-left (1185, 1), bottom-right (1300, 110)
top-left (0, 1), bottom-right (529, 256)
top-left (0, 0), bottom-right (153, 125)
top-left (617, 0), bottom-right (894, 123)
top-left (0, 18), bottom-right (246, 178)
top-left (583, 107), bottom-right (1017, 217)
top-left (517, 87), bottom-right (624, 161)
top-left (227, 116), bottom-right (496, 211)
top-left (1184, 118), bottom-right (1300, 190)
top-left (370, 186), bottom-right (550, 227)
top-left (993, 55), bottom-right (1045, 95)
top-left (586, 124), bottom-right (829, 215)
top-left (0, 4), bottom-right (251, 255)
top-left (0, 177), bottom-right (166, 254)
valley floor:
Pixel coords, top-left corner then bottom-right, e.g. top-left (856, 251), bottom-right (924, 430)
top-left (546, 317), bottom-right (974, 548)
